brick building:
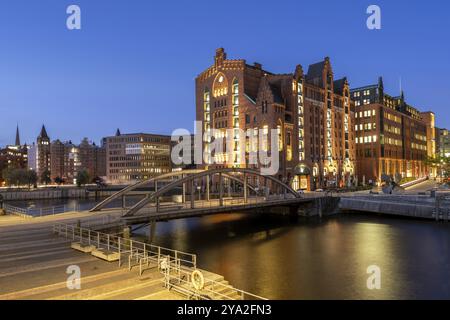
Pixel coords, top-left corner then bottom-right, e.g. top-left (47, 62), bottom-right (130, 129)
top-left (0, 126), bottom-right (28, 185)
top-left (50, 138), bottom-right (106, 184)
top-left (28, 125), bottom-right (51, 182)
top-left (196, 48), bottom-right (356, 190)
top-left (351, 77), bottom-right (430, 184)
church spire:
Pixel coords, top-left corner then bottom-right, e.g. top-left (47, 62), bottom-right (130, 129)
top-left (15, 125), bottom-right (21, 146)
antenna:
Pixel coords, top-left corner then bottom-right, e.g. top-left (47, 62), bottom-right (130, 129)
top-left (399, 76), bottom-right (402, 95)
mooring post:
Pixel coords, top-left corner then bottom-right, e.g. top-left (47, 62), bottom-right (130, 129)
top-left (182, 174), bottom-right (186, 204)
top-left (206, 175), bottom-right (210, 202)
top-left (244, 173), bottom-right (248, 204)
top-left (123, 226), bottom-right (131, 252)
top-left (190, 179), bottom-right (195, 209)
top-left (318, 198), bottom-right (323, 218)
top-left (219, 173), bottom-right (224, 206)
top-left (149, 221), bottom-right (156, 244)
top-left (435, 196), bottom-right (440, 222)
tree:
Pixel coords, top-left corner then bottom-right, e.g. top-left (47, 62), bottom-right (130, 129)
top-left (54, 176), bottom-right (64, 185)
top-left (2, 168), bottom-right (37, 188)
top-left (40, 169), bottom-right (51, 185)
top-left (76, 170), bottom-right (90, 187)
top-left (25, 170), bottom-right (38, 188)
top-left (92, 176), bottom-right (106, 187)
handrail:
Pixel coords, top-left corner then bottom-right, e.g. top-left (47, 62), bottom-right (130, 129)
top-left (5, 203), bottom-right (81, 217)
top-left (164, 261), bottom-right (267, 301)
top-left (53, 222), bottom-right (197, 269)
top-left (53, 222), bottom-right (266, 300)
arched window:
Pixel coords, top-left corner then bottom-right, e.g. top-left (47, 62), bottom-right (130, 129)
top-left (213, 73), bottom-right (228, 97)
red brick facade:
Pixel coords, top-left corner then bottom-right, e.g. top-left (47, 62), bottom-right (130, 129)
top-left (196, 48), bottom-right (356, 190)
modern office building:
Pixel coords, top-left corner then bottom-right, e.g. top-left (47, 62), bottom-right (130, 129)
top-left (103, 130), bottom-right (172, 184)
top-left (351, 77), bottom-right (430, 183)
top-left (436, 128), bottom-right (450, 158)
top-left (196, 48), bottom-right (356, 190)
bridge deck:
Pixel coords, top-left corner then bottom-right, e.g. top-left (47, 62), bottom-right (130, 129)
top-left (121, 197), bottom-right (313, 225)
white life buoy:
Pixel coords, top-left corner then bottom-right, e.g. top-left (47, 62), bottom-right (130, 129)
top-left (191, 270), bottom-right (205, 290)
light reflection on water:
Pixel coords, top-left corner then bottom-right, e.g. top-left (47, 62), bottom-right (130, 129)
top-left (10, 198), bottom-right (450, 299)
top-left (134, 213), bottom-right (450, 300)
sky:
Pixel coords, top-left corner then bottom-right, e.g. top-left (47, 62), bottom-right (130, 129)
top-left (0, 0), bottom-right (449, 146)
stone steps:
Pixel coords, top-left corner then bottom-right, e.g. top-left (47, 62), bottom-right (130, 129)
top-left (47, 270), bottom-right (162, 300)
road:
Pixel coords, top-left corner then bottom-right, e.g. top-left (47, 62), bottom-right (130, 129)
top-left (403, 179), bottom-right (439, 193)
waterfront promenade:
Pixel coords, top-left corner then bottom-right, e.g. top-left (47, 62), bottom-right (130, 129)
top-left (0, 210), bottom-right (184, 300)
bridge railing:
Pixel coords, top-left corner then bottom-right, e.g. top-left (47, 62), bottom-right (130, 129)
top-left (136, 194), bottom-right (299, 215)
top-left (5, 203), bottom-right (82, 218)
top-left (52, 222), bottom-right (197, 269)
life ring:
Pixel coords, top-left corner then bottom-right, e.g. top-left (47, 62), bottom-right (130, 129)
top-left (191, 270), bottom-right (205, 290)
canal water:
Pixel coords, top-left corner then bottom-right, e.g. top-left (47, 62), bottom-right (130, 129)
top-left (134, 213), bottom-right (450, 299)
top-left (9, 198), bottom-right (450, 299)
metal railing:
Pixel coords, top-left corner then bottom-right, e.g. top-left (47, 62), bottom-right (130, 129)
top-left (163, 260), bottom-right (267, 301)
top-left (53, 222), bottom-right (197, 269)
top-left (53, 222), bottom-right (267, 300)
top-left (5, 203), bottom-right (82, 218)
top-left (138, 194), bottom-right (299, 215)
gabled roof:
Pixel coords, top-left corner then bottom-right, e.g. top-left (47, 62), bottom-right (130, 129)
top-left (38, 125), bottom-right (49, 139)
top-left (269, 82), bottom-right (284, 104)
top-left (333, 77), bottom-right (347, 94)
top-left (306, 61), bottom-right (326, 80)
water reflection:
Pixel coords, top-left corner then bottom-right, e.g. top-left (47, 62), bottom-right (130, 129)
top-left (10, 197), bottom-right (450, 299)
top-left (134, 213), bottom-right (450, 299)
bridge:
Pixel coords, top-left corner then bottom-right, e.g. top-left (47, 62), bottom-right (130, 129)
top-left (90, 168), bottom-right (314, 226)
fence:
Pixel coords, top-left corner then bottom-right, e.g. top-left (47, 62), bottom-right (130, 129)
top-left (53, 222), bottom-right (267, 300)
top-left (4, 203), bottom-right (82, 218)
top-left (52, 223), bottom-right (197, 269)
top-left (163, 262), bottom-right (268, 300)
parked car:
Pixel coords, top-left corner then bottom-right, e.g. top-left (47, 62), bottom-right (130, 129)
top-left (296, 189), bottom-right (305, 194)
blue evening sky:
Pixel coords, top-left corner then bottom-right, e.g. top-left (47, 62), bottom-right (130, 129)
top-left (0, 0), bottom-right (449, 146)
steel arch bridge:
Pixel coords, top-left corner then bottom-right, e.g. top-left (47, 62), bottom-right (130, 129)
top-left (91, 168), bottom-right (300, 218)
